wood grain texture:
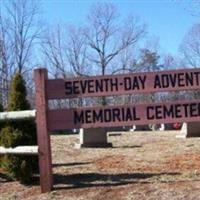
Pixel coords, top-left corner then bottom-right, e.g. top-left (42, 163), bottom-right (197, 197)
top-left (35, 68), bottom-right (53, 193)
top-left (46, 68), bottom-right (200, 99)
top-left (47, 100), bottom-right (200, 131)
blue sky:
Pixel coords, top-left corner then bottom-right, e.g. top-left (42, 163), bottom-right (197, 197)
top-left (41, 0), bottom-right (199, 56)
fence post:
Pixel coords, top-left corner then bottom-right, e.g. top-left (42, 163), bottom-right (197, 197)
top-left (34, 68), bottom-right (53, 193)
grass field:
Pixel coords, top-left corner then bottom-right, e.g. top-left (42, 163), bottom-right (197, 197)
top-left (1, 131), bottom-right (200, 200)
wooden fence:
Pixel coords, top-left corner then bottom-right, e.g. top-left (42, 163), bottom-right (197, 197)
top-left (2, 67), bottom-right (200, 193)
top-left (0, 110), bottom-right (38, 155)
top-left (34, 67), bottom-right (200, 193)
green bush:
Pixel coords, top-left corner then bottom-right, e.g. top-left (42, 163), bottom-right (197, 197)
top-left (0, 73), bottom-right (38, 184)
top-left (0, 127), bottom-right (23, 147)
top-left (7, 73), bottom-right (30, 111)
top-left (0, 103), bottom-right (3, 112)
top-left (0, 127), bottom-right (37, 183)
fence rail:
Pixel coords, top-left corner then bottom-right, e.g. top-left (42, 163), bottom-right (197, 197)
top-left (0, 110), bottom-right (36, 121)
top-left (0, 146), bottom-right (38, 155)
top-left (0, 110), bottom-right (38, 155)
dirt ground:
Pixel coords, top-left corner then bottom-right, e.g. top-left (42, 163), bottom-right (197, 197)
top-left (1, 131), bottom-right (200, 200)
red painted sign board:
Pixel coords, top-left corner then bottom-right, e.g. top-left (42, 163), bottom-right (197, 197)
top-left (46, 68), bottom-right (200, 99)
top-left (47, 100), bottom-right (200, 130)
top-left (34, 67), bottom-right (200, 193)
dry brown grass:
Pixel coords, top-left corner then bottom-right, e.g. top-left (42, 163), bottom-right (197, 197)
top-left (1, 131), bottom-right (200, 200)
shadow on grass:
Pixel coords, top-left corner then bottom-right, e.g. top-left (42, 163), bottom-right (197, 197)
top-left (113, 145), bottom-right (142, 149)
top-left (0, 170), bottom-right (182, 190)
top-left (0, 172), bottom-right (12, 183)
top-left (53, 172), bottom-right (180, 190)
top-left (0, 172), bottom-right (40, 186)
top-left (53, 162), bottom-right (92, 168)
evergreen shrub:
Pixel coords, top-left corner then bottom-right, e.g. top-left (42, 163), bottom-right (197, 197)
top-left (0, 73), bottom-right (38, 184)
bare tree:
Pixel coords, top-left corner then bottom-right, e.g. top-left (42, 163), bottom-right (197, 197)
top-left (41, 25), bottom-right (80, 109)
top-left (67, 26), bottom-right (90, 77)
top-left (66, 3), bottom-right (146, 105)
top-left (0, 11), bottom-right (10, 107)
top-left (163, 54), bottom-right (177, 70)
top-left (67, 3), bottom-right (146, 77)
top-left (41, 25), bottom-right (70, 78)
top-left (0, 0), bottom-right (40, 107)
top-left (7, 0), bottom-right (40, 73)
top-left (180, 23), bottom-right (200, 67)
top-left (41, 3), bottom-right (145, 106)
top-left (179, 23), bottom-right (200, 99)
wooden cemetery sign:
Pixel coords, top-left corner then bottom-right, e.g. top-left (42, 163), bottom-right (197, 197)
top-left (34, 67), bottom-right (200, 192)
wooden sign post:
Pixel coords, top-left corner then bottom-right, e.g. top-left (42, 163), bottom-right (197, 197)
top-left (35, 69), bottom-right (53, 193)
top-left (34, 67), bottom-right (200, 192)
